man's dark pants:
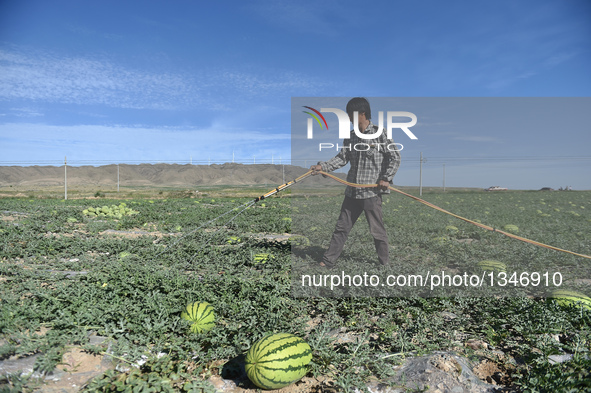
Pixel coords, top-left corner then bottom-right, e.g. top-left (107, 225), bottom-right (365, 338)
top-left (322, 195), bottom-right (389, 267)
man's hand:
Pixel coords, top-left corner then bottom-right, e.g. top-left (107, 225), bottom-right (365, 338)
top-left (378, 180), bottom-right (390, 191)
top-left (310, 164), bottom-right (322, 175)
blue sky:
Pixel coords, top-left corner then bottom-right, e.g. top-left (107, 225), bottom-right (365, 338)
top-left (0, 0), bottom-right (590, 189)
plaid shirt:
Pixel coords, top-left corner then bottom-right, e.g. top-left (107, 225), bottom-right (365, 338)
top-left (319, 122), bottom-right (401, 199)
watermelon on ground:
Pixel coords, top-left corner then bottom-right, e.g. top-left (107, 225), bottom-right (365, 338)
top-left (180, 302), bottom-right (215, 333)
top-left (502, 224), bottom-right (519, 234)
top-left (550, 290), bottom-right (591, 311)
top-left (478, 260), bottom-right (507, 273)
top-left (245, 332), bottom-right (312, 390)
top-left (254, 253), bottom-right (272, 265)
top-left (445, 225), bottom-right (459, 234)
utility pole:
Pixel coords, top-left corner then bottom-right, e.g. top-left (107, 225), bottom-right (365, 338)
top-left (419, 152), bottom-right (423, 196)
top-left (442, 163), bottom-right (446, 192)
top-left (64, 156), bottom-right (67, 200)
top-left (117, 163), bottom-right (120, 193)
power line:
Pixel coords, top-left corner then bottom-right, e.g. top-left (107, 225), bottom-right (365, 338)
top-left (1, 156), bottom-right (590, 167)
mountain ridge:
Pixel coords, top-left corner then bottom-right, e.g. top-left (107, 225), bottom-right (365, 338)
top-left (0, 163), bottom-right (347, 188)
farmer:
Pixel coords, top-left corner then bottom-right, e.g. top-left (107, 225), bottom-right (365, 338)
top-left (310, 97), bottom-right (401, 268)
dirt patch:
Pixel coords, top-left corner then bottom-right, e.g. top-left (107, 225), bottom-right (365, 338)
top-left (43, 231), bottom-right (79, 239)
top-left (0, 330), bottom-right (114, 393)
top-left (41, 348), bottom-right (114, 393)
top-left (99, 228), bottom-right (176, 239)
top-left (473, 359), bottom-right (513, 387)
top-left (386, 352), bottom-right (499, 393)
top-left (1, 211), bottom-right (28, 222)
top-left (60, 348), bottom-right (108, 374)
top-left (0, 193), bottom-right (28, 197)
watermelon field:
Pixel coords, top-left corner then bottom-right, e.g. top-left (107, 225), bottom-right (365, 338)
top-left (1, 188), bottom-right (590, 392)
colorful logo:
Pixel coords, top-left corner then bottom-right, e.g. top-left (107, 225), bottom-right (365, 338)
top-left (302, 106), bottom-right (328, 139)
top-left (302, 106), bottom-right (328, 129)
top-left (305, 106), bottom-right (418, 141)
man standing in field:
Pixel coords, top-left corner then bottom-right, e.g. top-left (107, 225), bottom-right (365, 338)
top-left (311, 97), bottom-right (401, 268)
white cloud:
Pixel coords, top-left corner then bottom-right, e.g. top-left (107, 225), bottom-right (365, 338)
top-left (0, 122), bottom-right (291, 164)
top-left (1, 107), bottom-right (44, 118)
top-left (0, 47), bottom-right (326, 111)
top-left (0, 48), bottom-right (196, 110)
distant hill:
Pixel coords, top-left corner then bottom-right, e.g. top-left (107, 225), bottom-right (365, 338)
top-left (0, 163), bottom-right (347, 188)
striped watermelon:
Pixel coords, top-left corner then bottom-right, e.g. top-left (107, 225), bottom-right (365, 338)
top-left (477, 260), bottom-right (507, 273)
top-left (445, 225), bottom-right (459, 234)
top-left (254, 253), bottom-right (272, 265)
top-left (180, 302), bottom-right (215, 333)
top-left (551, 290), bottom-right (591, 311)
top-left (245, 333), bottom-right (312, 390)
top-left (502, 224), bottom-right (519, 234)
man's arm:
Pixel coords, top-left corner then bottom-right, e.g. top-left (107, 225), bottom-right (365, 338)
top-left (310, 138), bottom-right (350, 175)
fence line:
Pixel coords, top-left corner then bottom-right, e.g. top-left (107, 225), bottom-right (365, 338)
top-left (1, 155), bottom-right (590, 167)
